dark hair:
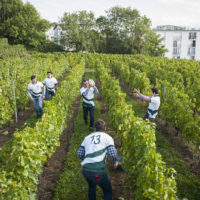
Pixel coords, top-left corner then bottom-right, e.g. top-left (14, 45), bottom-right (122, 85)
top-left (95, 119), bottom-right (106, 131)
top-left (82, 80), bottom-right (87, 84)
top-left (151, 88), bottom-right (158, 94)
top-left (31, 75), bottom-right (36, 80)
top-left (47, 71), bottom-right (52, 74)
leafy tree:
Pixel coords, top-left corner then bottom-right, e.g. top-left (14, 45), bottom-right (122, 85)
top-left (97, 6), bottom-right (167, 56)
top-left (0, 0), bottom-right (50, 47)
top-left (0, 0), bottom-right (23, 22)
top-left (60, 10), bottom-right (99, 52)
top-left (143, 30), bottom-right (166, 56)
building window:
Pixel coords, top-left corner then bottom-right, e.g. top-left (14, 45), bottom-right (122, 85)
top-left (173, 39), bottom-right (181, 56)
top-left (173, 47), bottom-right (180, 55)
top-left (173, 41), bottom-right (177, 47)
top-left (189, 32), bottom-right (197, 39)
top-left (188, 47), bottom-right (195, 55)
top-left (192, 40), bottom-right (196, 47)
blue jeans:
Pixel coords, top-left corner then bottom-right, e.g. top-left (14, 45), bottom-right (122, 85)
top-left (83, 105), bottom-right (95, 128)
top-left (33, 96), bottom-right (43, 116)
top-left (45, 89), bottom-right (55, 100)
top-left (82, 170), bottom-right (112, 200)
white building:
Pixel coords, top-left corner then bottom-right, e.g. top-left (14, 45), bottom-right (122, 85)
top-left (45, 25), bottom-right (62, 45)
top-left (156, 25), bottom-right (200, 60)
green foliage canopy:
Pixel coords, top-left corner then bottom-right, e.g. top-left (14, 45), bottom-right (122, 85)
top-left (60, 6), bottom-right (166, 56)
top-left (0, 0), bottom-right (50, 47)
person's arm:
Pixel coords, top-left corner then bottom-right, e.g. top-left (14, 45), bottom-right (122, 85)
top-left (27, 87), bottom-right (33, 100)
top-left (43, 79), bottom-right (46, 85)
top-left (81, 88), bottom-right (89, 96)
top-left (93, 86), bottom-right (99, 94)
top-left (42, 83), bottom-right (46, 98)
top-left (54, 78), bottom-right (58, 89)
top-left (134, 88), bottom-right (151, 102)
top-left (77, 146), bottom-right (85, 160)
top-left (138, 93), bottom-right (151, 102)
top-left (107, 145), bottom-right (118, 167)
top-left (54, 83), bottom-right (58, 89)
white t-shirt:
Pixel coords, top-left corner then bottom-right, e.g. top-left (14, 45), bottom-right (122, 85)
top-left (148, 95), bottom-right (160, 118)
top-left (80, 87), bottom-right (96, 106)
top-left (27, 81), bottom-right (44, 98)
top-left (81, 131), bottom-right (114, 171)
top-left (43, 77), bottom-right (58, 90)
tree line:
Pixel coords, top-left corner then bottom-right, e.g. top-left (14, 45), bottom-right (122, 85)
top-left (0, 0), bottom-right (50, 48)
top-left (0, 0), bottom-right (166, 56)
top-left (60, 7), bottom-right (166, 56)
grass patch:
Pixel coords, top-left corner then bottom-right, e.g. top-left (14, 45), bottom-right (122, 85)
top-left (54, 69), bottom-right (104, 200)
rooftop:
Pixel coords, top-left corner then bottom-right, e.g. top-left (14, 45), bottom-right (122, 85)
top-left (156, 25), bottom-right (200, 31)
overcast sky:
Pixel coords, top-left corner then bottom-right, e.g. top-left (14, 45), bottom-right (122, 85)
top-left (22, 0), bottom-right (200, 28)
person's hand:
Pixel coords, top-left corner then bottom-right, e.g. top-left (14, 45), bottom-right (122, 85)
top-left (51, 88), bottom-right (55, 92)
top-left (134, 93), bottom-right (139, 98)
top-left (134, 88), bottom-right (140, 94)
top-left (30, 97), bottom-right (34, 102)
top-left (43, 96), bottom-right (45, 100)
top-left (85, 83), bottom-right (89, 88)
top-left (114, 161), bottom-right (119, 169)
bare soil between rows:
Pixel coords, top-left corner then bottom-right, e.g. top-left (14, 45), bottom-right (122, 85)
top-left (38, 96), bottom-right (81, 200)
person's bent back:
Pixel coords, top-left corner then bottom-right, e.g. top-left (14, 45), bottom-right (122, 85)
top-left (77, 119), bottom-right (118, 200)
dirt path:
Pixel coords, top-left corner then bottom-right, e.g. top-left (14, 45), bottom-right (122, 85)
top-left (38, 96), bottom-right (81, 200)
top-left (0, 71), bottom-right (69, 148)
top-left (114, 73), bottom-right (200, 178)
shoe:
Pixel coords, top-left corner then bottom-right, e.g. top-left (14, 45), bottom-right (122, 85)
top-left (116, 165), bottom-right (125, 172)
top-left (89, 127), bottom-right (93, 131)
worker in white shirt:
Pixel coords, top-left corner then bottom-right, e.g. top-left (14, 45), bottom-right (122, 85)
top-left (134, 88), bottom-right (160, 122)
top-left (80, 79), bottom-right (99, 131)
top-left (43, 71), bottom-right (58, 100)
top-left (27, 75), bottom-right (45, 118)
top-left (77, 119), bottom-right (119, 200)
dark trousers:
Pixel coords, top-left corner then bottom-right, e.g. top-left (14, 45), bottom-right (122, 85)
top-left (45, 89), bottom-right (55, 100)
top-left (82, 170), bottom-right (112, 200)
top-left (83, 105), bottom-right (95, 128)
top-left (143, 111), bottom-right (155, 122)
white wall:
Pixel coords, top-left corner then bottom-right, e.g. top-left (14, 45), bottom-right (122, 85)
top-left (180, 32), bottom-right (188, 59)
top-left (156, 30), bottom-right (200, 60)
top-left (45, 25), bottom-right (63, 45)
top-left (196, 32), bottom-right (200, 60)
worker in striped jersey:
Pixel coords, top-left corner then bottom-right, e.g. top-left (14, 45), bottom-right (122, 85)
top-left (77, 119), bottom-right (119, 200)
top-left (43, 71), bottom-right (58, 100)
top-left (27, 75), bottom-right (45, 118)
top-left (80, 79), bottom-right (99, 131)
top-left (134, 88), bottom-right (160, 122)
